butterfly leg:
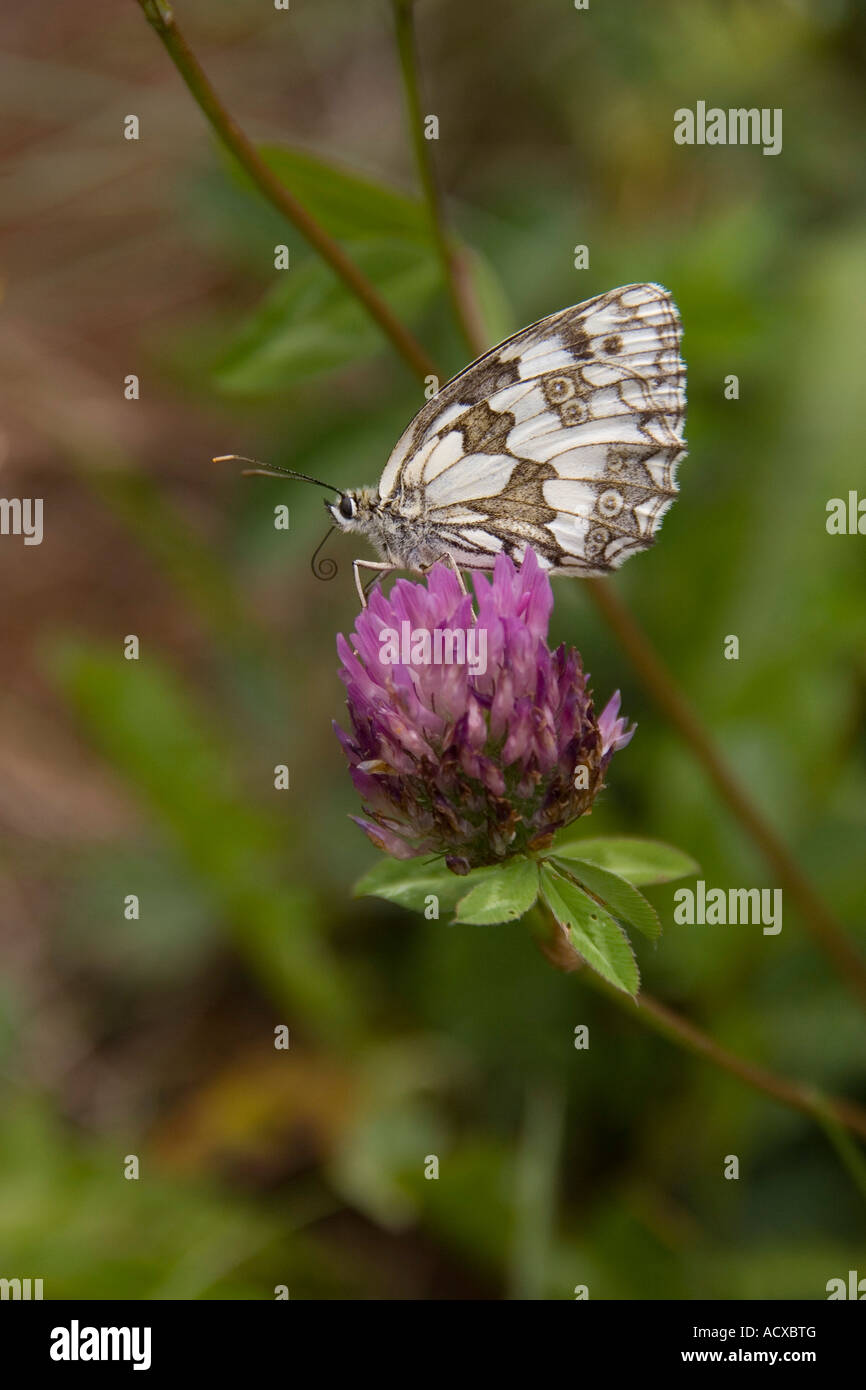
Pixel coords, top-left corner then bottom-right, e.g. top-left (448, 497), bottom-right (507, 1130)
top-left (420, 553), bottom-right (469, 598)
top-left (353, 559), bottom-right (394, 607)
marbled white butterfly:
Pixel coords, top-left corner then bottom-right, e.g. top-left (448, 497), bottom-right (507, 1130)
top-left (220, 283), bottom-right (686, 603)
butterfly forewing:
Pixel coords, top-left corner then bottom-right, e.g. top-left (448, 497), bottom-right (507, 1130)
top-left (377, 283), bottom-right (686, 574)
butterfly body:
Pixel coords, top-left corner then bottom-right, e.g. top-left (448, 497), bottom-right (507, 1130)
top-left (328, 283), bottom-right (686, 590)
top-left (326, 486), bottom-right (447, 571)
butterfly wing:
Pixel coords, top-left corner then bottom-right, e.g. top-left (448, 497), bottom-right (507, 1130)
top-left (378, 283), bottom-right (686, 573)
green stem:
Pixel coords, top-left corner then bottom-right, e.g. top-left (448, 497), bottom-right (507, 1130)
top-left (529, 905), bottom-right (866, 1143)
top-left (135, 0), bottom-right (437, 381)
top-left (391, 0), bottom-right (489, 360)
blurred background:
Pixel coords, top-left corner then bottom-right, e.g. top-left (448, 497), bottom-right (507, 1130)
top-left (0, 0), bottom-right (864, 1299)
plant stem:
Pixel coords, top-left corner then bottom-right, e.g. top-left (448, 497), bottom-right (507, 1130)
top-left (133, 0), bottom-right (866, 1013)
top-left (586, 578), bottom-right (866, 1010)
top-left (529, 906), bottom-right (866, 1142)
top-left (135, 0), bottom-right (437, 381)
top-left (391, 0), bottom-right (488, 361)
top-left (627, 989), bottom-right (866, 1142)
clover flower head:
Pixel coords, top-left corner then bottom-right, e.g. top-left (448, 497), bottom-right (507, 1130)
top-left (335, 549), bottom-right (634, 872)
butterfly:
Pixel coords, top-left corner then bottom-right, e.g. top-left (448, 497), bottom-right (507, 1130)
top-left (219, 283), bottom-right (686, 604)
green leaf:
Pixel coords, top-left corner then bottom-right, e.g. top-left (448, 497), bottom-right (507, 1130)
top-left (547, 835), bottom-right (698, 886)
top-left (552, 859), bottom-right (661, 941)
top-left (212, 240), bottom-right (440, 394)
top-left (353, 857), bottom-right (477, 914)
top-left (540, 864), bottom-right (639, 997)
top-left (224, 143), bottom-right (431, 244)
top-left (455, 858), bottom-right (540, 925)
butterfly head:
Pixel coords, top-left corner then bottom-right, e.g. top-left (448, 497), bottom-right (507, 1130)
top-left (326, 486), bottom-right (378, 534)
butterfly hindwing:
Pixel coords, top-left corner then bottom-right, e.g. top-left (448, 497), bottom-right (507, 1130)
top-left (377, 283), bottom-right (686, 573)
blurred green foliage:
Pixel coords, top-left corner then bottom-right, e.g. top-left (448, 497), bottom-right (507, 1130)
top-left (1, 0), bottom-right (865, 1299)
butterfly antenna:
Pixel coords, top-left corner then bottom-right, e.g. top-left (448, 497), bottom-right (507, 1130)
top-left (213, 455), bottom-right (342, 496)
top-left (310, 525), bottom-right (338, 582)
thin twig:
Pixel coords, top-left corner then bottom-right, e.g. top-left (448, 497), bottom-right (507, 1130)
top-left (132, 0), bottom-right (866, 1013)
top-left (586, 578), bottom-right (866, 1010)
top-left (631, 990), bottom-right (866, 1142)
top-left (391, 0), bottom-right (489, 360)
top-left (135, 0), bottom-right (437, 381)
top-left (529, 906), bottom-right (866, 1143)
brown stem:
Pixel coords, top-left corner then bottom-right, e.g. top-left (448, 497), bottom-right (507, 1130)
top-left (632, 990), bottom-right (866, 1141)
top-left (135, 0), bottom-right (437, 381)
top-left (586, 578), bottom-right (866, 1010)
top-left (530, 907), bottom-right (866, 1142)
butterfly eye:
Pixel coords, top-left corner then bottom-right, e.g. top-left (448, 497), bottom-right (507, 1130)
top-left (338, 495), bottom-right (356, 521)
